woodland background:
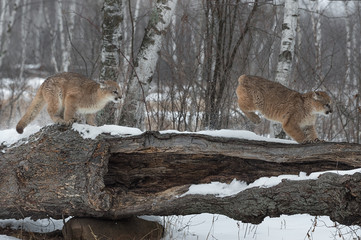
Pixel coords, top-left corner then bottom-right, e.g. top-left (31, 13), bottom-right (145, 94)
top-left (0, 0), bottom-right (360, 143)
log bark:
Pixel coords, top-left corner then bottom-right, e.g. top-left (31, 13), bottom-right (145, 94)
top-left (1, 125), bottom-right (361, 226)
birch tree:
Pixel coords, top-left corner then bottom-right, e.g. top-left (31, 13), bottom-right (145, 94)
top-left (97, 0), bottom-right (123, 125)
top-left (100, 0), bottom-right (123, 82)
top-left (119, 0), bottom-right (178, 129)
top-left (274, 0), bottom-right (298, 86)
top-left (272, 0), bottom-right (298, 138)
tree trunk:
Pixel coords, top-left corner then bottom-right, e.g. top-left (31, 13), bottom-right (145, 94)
top-left (1, 125), bottom-right (361, 226)
top-left (274, 0), bottom-right (298, 86)
top-left (97, 0), bottom-right (123, 126)
top-left (119, 0), bottom-right (178, 129)
top-left (100, 0), bottom-right (123, 81)
top-left (271, 0), bottom-right (299, 139)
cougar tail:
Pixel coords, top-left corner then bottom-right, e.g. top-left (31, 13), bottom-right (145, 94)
top-left (16, 87), bottom-right (46, 134)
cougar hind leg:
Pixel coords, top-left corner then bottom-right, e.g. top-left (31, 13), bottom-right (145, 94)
top-left (46, 96), bottom-right (66, 125)
top-left (237, 96), bottom-right (261, 124)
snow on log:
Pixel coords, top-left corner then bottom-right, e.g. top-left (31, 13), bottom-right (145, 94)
top-left (1, 125), bottom-right (361, 226)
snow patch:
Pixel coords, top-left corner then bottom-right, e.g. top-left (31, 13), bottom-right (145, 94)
top-left (182, 168), bottom-right (361, 197)
top-left (160, 129), bottom-right (296, 143)
top-left (197, 129), bottom-right (296, 144)
top-left (0, 218), bottom-right (65, 233)
top-left (184, 179), bottom-right (247, 197)
top-left (0, 236), bottom-right (20, 240)
top-left (162, 213), bottom-right (361, 240)
top-left (71, 123), bottom-right (143, 139)
top-left (1, 124), bottom-right (300, 145)
top-left (0, 125), bottom-right (41, 148)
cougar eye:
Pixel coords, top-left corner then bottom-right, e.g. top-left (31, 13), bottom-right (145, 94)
top-left (113, 90), bottom-right (118, 94)
top-left (325, 104), bottom-right (330, 108)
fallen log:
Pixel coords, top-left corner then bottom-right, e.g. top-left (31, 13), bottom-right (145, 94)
top-left (1, 125), bottom-right (361, 226)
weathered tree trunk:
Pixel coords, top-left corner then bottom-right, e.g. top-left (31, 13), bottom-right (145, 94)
top-left (1, 125), bottom-right (361, 226)
top-left (100, 0), bottom-right (123, 81)
top-left (97, 0), bottom-right (123, 125)
top-left (119, 0), bottom-right (178, 129)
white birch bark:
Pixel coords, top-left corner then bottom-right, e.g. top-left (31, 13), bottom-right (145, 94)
top-left (119, 0), bottom-right (178, 129)
top-left (272, 0), bottom-right (298, 139)
top-left (274, 0), bottom-right (299, 87)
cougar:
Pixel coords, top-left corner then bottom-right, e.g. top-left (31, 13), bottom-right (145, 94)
top-left (16, 72), bottom-right (121, 134)
top-left (236, 75), bottom-right (332, 143)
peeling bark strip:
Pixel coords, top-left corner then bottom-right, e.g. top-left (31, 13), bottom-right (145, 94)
top-left (1, 125), bottom-right (361, 226)
top-left (119, 0), bottom-right (178, 129)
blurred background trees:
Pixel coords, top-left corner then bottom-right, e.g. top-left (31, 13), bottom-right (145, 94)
top-left (0, 0), bottom-right (360, 143)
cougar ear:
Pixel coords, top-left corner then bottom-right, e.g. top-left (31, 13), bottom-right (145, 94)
top-left (313, 92), bottom-right (320, 100)
top-left (99, 81), bottom-right (106, 89)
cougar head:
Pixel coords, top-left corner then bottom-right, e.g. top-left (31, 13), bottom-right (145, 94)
top-left (311, 91), bottom-right (333, 115)
top-left (100, 81), bottom-right (122, 103)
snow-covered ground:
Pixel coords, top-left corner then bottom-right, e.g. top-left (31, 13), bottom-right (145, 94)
top-left (1, 213), bottom-right (360, 240)
top-left (1, 124), bottom-right (360, 239)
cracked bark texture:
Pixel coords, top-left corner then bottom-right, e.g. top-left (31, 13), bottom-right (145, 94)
top-left (1, 125), bottom-right (361, 226)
